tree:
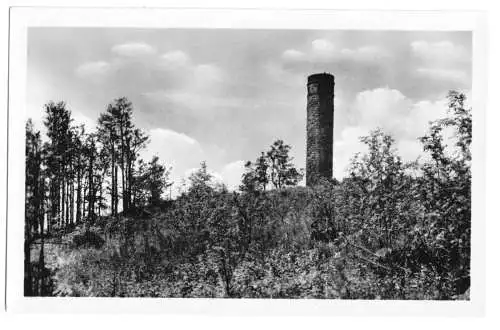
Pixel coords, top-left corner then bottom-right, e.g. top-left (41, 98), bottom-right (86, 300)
top-left (416, 90), bottom-right (471, 296)
top-left (43, 101), bottom-right (73, 230)
top-left (241, 153), bottom-right (269, 192)
top-left (97, 97), bottom-right (149, 215)
top-left (241, 140), bottom-right (303, 192)
top-left (26, 98), bottom-right (175, 296)
top-left (126, 128), bottom-right (149, 207)
top-left (132, 158), bottom-right (148, 207)
top-left (344, 129), bottom-right (412, 249)
top-left (83, 133), bottom-right (98, 224)
top-left (97, 108), bottom-right (119, 216)
top-left (112, 98), bottom-right (133, 212)
top-left (143, 156), bottom-right (172, 205)
top-left (72, 126), bottom-right (85, 224)
top-left (25, 119), bottom-right (43, 295)
top-left (267, 139), bottom-right (303, 189)
top-left (188, 161), bottom-right (214, 191)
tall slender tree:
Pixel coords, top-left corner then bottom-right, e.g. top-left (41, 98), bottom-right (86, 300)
top-left (97, 110), bottom-right (118, 216)
top-left (43, 101), bottom-right (73, 230)
top-left (126, 128), bottom-right (149, 208)
top-left (97, 97), bottom-right (149, 214)
top-left (25, 119), bottom-right (43, 296)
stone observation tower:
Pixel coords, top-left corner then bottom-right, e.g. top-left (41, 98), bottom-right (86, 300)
top-left (306, 73), bottom-right (334, 186)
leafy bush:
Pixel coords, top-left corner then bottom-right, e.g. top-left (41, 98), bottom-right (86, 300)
top-left (69, 227), bottom-right (105, 249)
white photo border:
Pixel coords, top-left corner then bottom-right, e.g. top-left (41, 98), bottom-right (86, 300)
top-left (6, 7), bottom-right (487, 316)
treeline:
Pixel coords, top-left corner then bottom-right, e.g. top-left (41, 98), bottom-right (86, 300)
top-left (24, 97), bottom-right (171, 295)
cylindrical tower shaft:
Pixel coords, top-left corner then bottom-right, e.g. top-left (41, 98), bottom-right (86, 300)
top-left (306, 73), bottom-right (334, 186)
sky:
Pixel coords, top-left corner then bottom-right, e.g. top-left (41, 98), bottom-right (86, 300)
top-left (26, 28), bottom-right (472, 192)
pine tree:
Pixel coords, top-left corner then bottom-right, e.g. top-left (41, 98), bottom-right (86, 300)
top-left (25, 119), bottom-right (43, 295)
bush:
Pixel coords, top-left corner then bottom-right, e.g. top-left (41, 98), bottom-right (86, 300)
top-left (70, 228), bottom-right (105, 249)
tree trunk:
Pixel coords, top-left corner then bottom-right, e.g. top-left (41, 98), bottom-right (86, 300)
top-left (70, 177), bottom-right (75, 226)
top-left (98, 177), bottom-right (103, 217)
top-left (24, 225), bottom-right (32, 296)
top-left (111, 142), bottom-right (116, 216)
top-left (114, 164), bottom-right (118, 215)
top-left (83, 180), bottom-right (87, 221)
top-left (127, 149), bottom-right (133, 209)
top-left (38, 214), bottom-right (45, 296)
top-left (76, 164), bottom-right (81, 224)
top-left (59, 180), bottom-right (63, 229)
top-left (65, 178), bottom-right (70, 229)
top-left (50, 182), bottom-right (53, 232)
top-left (120, 122), bottom-right (127, 213)
top-left (88, 150), bottom-right (94, 224)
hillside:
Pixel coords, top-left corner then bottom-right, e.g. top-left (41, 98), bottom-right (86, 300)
top-left (31, 177), bottom-right (469, 299)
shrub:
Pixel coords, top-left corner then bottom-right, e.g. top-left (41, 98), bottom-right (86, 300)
top-left (71, 228), bottom-right (105, 249)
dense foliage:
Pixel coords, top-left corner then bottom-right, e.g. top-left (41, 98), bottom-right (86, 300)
top-left (24, 97), bottom-right (170, 296)
top-left (25, 91), bottom-right (471, 300)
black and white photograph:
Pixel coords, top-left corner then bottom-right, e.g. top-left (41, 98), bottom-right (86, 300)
top-left (22, 23), bottom-right (473, 300)
top-left (4, 6), bottom-right (493, 319)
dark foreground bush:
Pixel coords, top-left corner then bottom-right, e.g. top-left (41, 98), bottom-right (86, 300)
top-left (72, 229), bottom-right (105, 249)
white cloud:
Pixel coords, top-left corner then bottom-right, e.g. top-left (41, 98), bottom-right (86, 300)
top-left (407, 99), bottom-right (448, 134)
top-left (352, 87), bottom-right (448, 139)
top-left (85, 44), bottom-right (229, 124)
top-left (111, 42), bottom-right (156, 57)
top-left (144, 130), bottom-right (245, 196)
top-left (283, 39), bottom-right (389, 64)
top-left (72, 110), bottom-right (96, 131)
top-left (143, 59), bottom-right (230, 118)
top-left (416, 67), bottom-right (468, 84)
top-left (333, 126), bottom-right (370, 178)
top-left (397, 139), bottom-right (423, 162)
top-left (333, 88), bottom-right (451, 178)
top-left (264, 62), bottom-right (305, 88)
top-left (143, 128), bottom-right (205, 194)
top-left (220, 160), bottom-right (246, 191)
top-left (142, 90), bottom-right (240, 117)
top-left (353, 87), bottom-right (410, 132)
top-left (149, 127), bottom-right (199, 147)
top-left (160, 50), bottom-right (190, 68)
top-left (75, 61), bottom-right (110, 78)
top-left (192, 64), bottom-right (226, 90)
top-left (410, 40), bottom-right (470, 87)
top-left (340, 46), bottom-right (390, 61)
top-left (311, 39), bottom-right (335, 60)
top-left (158, 52), bottom-right (225, 89)
top-left (282, 49), bottom-right (306, 62)
top-left (411, 40), bottom-right (468, 62)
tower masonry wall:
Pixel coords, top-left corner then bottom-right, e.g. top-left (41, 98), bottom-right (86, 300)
top-left (306, 73), bottom-right (334, 186)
